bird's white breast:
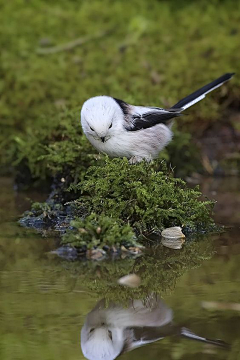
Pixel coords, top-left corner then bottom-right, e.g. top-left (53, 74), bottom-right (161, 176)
top-left (86, 124), bottom-right (172, 160)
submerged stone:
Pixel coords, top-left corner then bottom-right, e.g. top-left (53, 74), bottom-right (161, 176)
top-left (50, 246), bottom-right (78, 260)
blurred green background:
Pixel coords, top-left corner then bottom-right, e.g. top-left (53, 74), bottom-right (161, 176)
top-left (0, 0), bottom-right (240, 179)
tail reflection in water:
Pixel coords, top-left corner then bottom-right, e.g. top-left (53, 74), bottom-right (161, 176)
top-left (81, 296), bottom-right (229, 360)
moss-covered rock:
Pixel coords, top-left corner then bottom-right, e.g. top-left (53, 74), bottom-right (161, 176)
top-left (20, 158), bottom-right (216, 252)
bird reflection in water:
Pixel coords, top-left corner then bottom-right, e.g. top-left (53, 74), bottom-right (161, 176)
top-left (81, 295), bottom-right (229, 360)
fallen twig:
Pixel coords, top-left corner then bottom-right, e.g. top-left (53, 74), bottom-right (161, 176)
top-left (36, 29), bottom-right (110, 55)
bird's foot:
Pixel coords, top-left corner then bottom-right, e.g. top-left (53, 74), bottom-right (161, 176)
top-left (129, 156), bottom-right (152, 164)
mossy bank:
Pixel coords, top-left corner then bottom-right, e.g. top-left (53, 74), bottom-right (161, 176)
top-left (1, 0), bottom-right (240, 178)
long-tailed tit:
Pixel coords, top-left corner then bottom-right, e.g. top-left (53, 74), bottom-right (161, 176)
top-left (81, 73), bottom-right (234, 163)
top-left (81, 297), bottom-right (173, 360)
top-left (81, 297), bottom-right (229, 360)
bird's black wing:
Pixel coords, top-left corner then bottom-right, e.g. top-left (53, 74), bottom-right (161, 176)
top-left (125, 108), bottom-right (182, 131)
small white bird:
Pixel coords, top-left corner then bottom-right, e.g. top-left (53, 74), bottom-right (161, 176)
top-left (80, 296), bottom-right (229, 360)
top-left (81, 298), bottom-right (173, 360)
top-left (81, 73), bottom-right (234, 164)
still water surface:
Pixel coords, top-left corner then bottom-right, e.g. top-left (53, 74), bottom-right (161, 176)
top-left (0, 177), bottom-right (240, 360)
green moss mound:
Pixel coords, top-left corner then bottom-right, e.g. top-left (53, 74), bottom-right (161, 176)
top-left (70, 157), bottom-right (215, 235)
top-left (61, 213), bottom-right (137, 249)
top-left (20, 158), bottom-right (215, 251)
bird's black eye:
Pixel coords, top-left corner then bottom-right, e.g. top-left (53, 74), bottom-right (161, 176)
top-left (108, 123), bottom-right (113, 129)
top-left (108, 330), bottom-right (112, 340)
top-left (90, 126), bottom-right (94, 131)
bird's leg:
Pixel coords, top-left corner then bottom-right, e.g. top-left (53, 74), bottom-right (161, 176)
top-left (129, 155), bottom-right (152, 165)
top-left (129, 156), bottom-right (144, 164)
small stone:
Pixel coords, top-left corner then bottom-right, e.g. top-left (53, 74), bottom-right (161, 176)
top-left (118, 274), bottom-right (141, 288)
top-left (128, 246), bottom-right (143, 254)
top-left (50, 246), bottom-right (78, 260)
top-left (161, 237), bottom-right (185, 250)
top-left (86, 249), bottom-right (106, 261)
top-left (111, 246), bottom-right (118, 253)
top-left (96, 226), bottom-right (101, 234)
top-left (161, 226), bottom-right (185, 239)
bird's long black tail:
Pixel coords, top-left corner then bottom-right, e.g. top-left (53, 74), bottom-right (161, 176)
top-left (171, 73), bottom-right (234, 111)
top-left (180, 327), bottom-right (230, 349)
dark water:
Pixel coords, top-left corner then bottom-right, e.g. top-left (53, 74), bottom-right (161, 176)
top-left (0, 177), bottom-right (240, 360)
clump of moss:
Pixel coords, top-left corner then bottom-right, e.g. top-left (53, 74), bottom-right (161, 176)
top-left (19, 200), bottom-right (71, 233)
top-left (61, 213), bottom-right (137, 249)
top-left (70, 157), bottom-right (215, 235)
top-left (11, 109), bottom-right (100, 181)
top-left (30, 202), bottom-right (62, 217)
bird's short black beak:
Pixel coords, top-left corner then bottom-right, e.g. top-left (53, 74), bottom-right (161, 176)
top-left (101, 137), bottom-right (105, 143)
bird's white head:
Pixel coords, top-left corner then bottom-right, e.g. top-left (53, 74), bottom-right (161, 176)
top-left (81, 96), bottom-right (125, 143)
top-left (81, 325), bottom-right (124, 360)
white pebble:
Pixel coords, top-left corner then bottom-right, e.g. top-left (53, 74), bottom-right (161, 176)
top-left (161, 226), bottom-right (185, 239)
